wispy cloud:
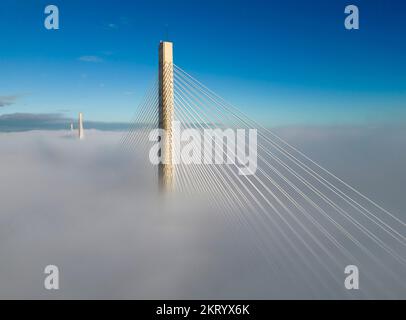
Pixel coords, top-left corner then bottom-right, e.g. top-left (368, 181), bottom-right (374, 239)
top-left (0, 95), bottom-right (20, 107)
top-left (0, 112), bottom-right (68, 122)
top-left (78, 55), bottom-right (104, 63)
top-left (101, 51), bottom-right (114, 56)
top-left (102, 23), bottom-right (118, 31)
top-left (119, 16), bottom-right (130, 25)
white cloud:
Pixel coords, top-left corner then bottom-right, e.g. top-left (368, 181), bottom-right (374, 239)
top-left (0, 128), bottom-right (405, 299)
top-left (78, 55), bottom-right (103, 63)
top-left (0, 94), bottom-right (22, 107)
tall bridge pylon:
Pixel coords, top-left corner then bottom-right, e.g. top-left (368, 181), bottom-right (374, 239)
top-left (158, 41), bottom-right (174, 192)
top-left (78, 112), bottom-right (84, 140)
top-left (120, 43), bottom-right (406, 295)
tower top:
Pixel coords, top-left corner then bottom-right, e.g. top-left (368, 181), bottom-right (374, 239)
top-left (159, 41), bottom-right (173, 65)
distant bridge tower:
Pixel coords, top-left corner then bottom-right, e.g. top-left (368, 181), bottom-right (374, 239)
top-left (158, 41), bottom-right (174, 192)
top-left (78, 112), bottom-right (84, 140)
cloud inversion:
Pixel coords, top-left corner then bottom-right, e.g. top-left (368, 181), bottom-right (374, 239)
top-left (0, 127), bottom-right (405, 299)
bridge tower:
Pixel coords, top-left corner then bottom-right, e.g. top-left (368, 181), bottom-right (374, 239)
top-left (78, 112), bottom-right (84, 140)
top-left (158, 41), bottom-right (174, 192)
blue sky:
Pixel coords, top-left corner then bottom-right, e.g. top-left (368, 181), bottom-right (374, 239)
top-left (0, 0), bottom-right (405, 126)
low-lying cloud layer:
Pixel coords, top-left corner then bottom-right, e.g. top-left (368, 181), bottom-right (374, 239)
top-left (0, 127), bottom-right (405, 299)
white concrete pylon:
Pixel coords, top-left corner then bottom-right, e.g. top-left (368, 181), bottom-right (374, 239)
top-left (158, 41), bottom-right (174, 192)
top-left (78, 112), bottom-right (84, 140)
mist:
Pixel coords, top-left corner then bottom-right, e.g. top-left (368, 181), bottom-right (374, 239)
top-left (0, 126), bottom-right (405, 299)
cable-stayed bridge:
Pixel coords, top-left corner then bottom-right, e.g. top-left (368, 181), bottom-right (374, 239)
top-left (121, 42), bottom-right (406, 298)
